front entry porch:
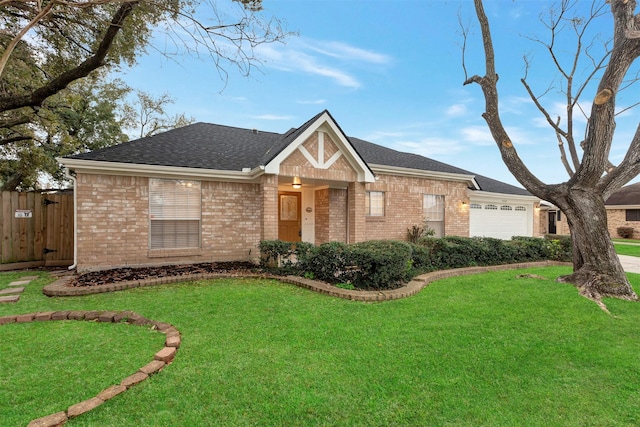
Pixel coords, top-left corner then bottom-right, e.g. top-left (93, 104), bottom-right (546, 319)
top-left (266, 176), bottom-right (366, 245)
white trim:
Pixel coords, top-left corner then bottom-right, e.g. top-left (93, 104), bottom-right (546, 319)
top-left (467, 188), bottom-right (539, 203)
top-left (606, 205), bottom-right (640, 210)
top-left (58, 158), bottom-right (264, 182)
top-left (64, 168), bottom-right (77, 270)
top-left (298, 145), bottom-right (319, 168)
top-left (263, 112), bottom-right (375, 182)
top-left (370, 163), bottom-right (479, 188)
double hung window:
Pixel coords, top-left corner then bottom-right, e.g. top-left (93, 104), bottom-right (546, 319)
top-left (366, 191), bottom-right (385, 217)
top-left (424, 194), bottom-right (445, 237)
top-left (149, 178), bottom-right (201, 249)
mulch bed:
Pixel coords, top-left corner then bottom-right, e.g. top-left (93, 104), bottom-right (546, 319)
top-left (69, 262), bottom-right (260, 287)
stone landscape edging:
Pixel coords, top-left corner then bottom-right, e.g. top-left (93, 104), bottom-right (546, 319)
top-left (6, 261), bottom-right (569, 426)
top-left (42, 261), bottom-right (570, 301)
top-left (0, 310), bottom-right (181, 427)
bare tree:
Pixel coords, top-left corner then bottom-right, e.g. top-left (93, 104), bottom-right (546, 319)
top-left (463, 0), bottom-right (640, 303)
top-left (124, 91), bottom-right (195, 138)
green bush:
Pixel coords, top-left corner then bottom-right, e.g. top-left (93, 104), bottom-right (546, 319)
top-left (410, 235), bottom-right (569, 271)
top-left (544, 234), bottom-right (572, 261)
top-left (299, 241), bottom-right (350, 283)
top-left (261, 234), bottom-right (572, 290)
top-left (510, 236), bottom-right (551, 261)
top-left (346, 240), bottom-right (413, 290)
top-left (258, 240), bottom-right (314, 274)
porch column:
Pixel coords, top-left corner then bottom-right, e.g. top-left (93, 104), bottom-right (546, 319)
top-left (261, 175), bottom-right (278, 241)
top-left (348, 182), bottom-right (366, 243)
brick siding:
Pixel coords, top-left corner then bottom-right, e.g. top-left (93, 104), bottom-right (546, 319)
top-left (76, 174), bottom-right (262, 272)
top-left (363, 174), bottom-right (470, 240)
top-left (607, 208), bottom-right (640, 239)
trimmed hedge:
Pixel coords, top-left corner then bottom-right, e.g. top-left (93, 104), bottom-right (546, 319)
top-left (259, 235), bottom-right (572, 291)
top-left (346, 240), bottom-right (413, 290)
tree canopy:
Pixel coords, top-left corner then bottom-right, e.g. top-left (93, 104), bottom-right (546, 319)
top-left (0, 0), bottom-right (288, 189)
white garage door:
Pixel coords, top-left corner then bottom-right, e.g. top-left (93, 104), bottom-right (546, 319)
top-left (469, 203), bottom-right (530, 239)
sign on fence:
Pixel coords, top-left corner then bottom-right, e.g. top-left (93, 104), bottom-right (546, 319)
top-left (14, 209), bottom-right (33, 218)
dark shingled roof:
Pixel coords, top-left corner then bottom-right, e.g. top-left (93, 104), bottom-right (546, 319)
top-left (606, 182), bottom-right (640, 205)
top-left (68, 123), bottom-right (281, 171)
top-left (66, 112), bottom-right (531, 197)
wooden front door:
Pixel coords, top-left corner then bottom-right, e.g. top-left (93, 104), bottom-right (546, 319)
top-left (278, 192), bottom-right (301, 242)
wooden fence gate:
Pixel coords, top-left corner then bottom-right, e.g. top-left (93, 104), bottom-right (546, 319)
top-left (0, 191), bottom-right (74, 269)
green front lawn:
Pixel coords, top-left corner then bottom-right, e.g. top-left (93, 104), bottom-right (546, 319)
top-left (615, 243), bottom-right (640, 257)
top-left (3, 267), bottom-right (640, 426)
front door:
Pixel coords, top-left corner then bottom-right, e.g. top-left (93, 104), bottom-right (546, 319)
top-left (278, 192), bottom-right (301, 242)
top-left (548, 211), bottom-right (557, 234)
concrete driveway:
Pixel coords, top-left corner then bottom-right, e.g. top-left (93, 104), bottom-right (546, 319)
top-left (619, 255), bottom-right (640, 274)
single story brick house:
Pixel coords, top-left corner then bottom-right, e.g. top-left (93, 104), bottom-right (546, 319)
top-left (59, 110), bottom-right (540, 272)
top-left (605, 182), bottom-right (640, 239)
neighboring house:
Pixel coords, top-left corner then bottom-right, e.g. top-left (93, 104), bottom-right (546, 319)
top-left (59, 110), bottom-right (540, 272)
top-left (538, 201), bottom-right (570, 236)
top-left (605, 182), bottom-right (640, 239)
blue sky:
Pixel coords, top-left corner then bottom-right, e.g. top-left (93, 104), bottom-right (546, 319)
top-left (119, 0), bottom-right (639, 188)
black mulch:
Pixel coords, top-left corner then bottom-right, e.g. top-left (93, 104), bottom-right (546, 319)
top-left (69, 262), bottom-right (260, 287)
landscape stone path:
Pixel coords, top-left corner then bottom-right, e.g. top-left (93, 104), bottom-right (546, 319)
top-left (0, 275), bottom-right (38, 303)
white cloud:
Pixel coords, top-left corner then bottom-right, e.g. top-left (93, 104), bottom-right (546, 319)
top-left (446, 103), bottom-right (467, 117)
top-left (305, 40), bottom-right (392, 65)
top-left (460, 126), bottom-right (495, 146)
top-left (255, 38), bottom-right (392, 89)
top-left (257, 44), bottom-right (361, 88)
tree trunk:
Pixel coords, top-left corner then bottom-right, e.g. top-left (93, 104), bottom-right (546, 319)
top-left (555, 188), bottom-right (638, 301)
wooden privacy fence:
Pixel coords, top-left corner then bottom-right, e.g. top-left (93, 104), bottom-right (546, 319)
top-left (0, 191), bottom-right (73, 269)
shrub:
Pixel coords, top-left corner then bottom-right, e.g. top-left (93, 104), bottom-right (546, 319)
top-left (299, 241), bottom-right (350, 283)
top-left (408, 242), bottom-right (434, 273)
top-left (510, 236), bottom-right (551, 261)
top-left (258, 240), bottom-right (314, 274)
top-left (617, 226), bottom-right (635, 239)
top-left (543, 234), bottom-right (573, 261)
top-left (346, 240), bottom-right (413, 290)
top-left (406, 224), bottom-right (435, 243)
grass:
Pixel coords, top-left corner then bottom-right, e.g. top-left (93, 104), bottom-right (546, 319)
top-left (615, 243), bottom-right (640, 257)
top-left (3, 267), bottom-right (640, 426)
top-left (612, 238), bottom-right (640, 244)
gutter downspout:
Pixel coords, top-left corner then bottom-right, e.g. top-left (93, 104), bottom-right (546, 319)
top-left (64, 168), bottom-right (78, 270)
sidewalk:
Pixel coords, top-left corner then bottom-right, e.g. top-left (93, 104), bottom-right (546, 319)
top-left (619, 255), bottom-right (640, 274)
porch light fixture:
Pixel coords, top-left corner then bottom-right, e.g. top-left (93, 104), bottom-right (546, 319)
top-left (292, 176), bottom-right (302, 189)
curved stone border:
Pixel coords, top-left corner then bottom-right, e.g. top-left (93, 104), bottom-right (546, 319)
top-left (0, 311), bottom-right (181, 427)
top-left (43, 261), bottom-right (570, 302)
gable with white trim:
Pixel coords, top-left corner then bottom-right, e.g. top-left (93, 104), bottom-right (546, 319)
top-left (263, 111), bottom-right (375, 183)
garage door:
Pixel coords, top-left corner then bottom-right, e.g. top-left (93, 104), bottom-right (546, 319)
top-left (469, 203), bottom-right (530, 239)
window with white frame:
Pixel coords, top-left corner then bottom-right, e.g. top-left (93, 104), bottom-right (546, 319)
top-left (149, 178), bottom-right (201, 249)
top-left (365, 191), bottom-right (385, 217)
top-left (424, 194), bottom-right (445, 237)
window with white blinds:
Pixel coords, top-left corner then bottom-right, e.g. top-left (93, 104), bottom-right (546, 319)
top-left (424, 194), bottom-right (445, 237)
top-left (365, 191), bottom-right (385, 216)
top-left (149, 178), bottom-right (201, 249)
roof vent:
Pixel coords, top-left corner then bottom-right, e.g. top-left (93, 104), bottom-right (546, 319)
top-left (252, 129), bottom-right (259, 134)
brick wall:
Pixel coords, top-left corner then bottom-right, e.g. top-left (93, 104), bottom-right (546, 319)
top-left (363, 174), bottom-right (469, 240)
top-left (538, 208), bottom-right (570, 236)
top-left (607, 208), bottom-right (640, 239)
top-left (315, 188), bottom-right (329, 244)
top-left (76, 173), bottom-right (262, 272)
top-left (329, 188), bottom-right (347, 242)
